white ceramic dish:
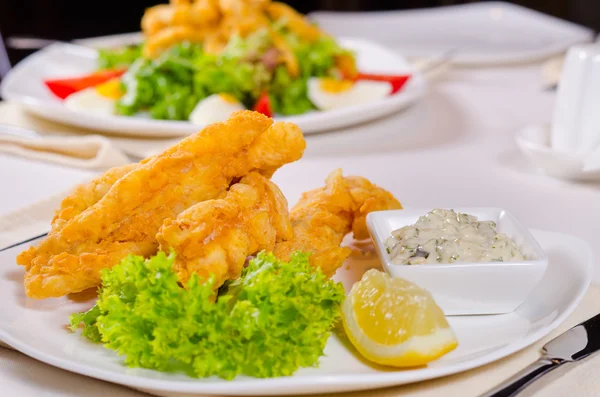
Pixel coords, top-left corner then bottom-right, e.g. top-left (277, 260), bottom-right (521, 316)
top-left (515, 44), bottom-right (600, 182)
top-left (0, 229), bottom-right (592, 396)
top-left (366, 208), bottom-right (548, 315)
top-left (516, 125), bottom-right (600, 182)
top-left (309, 2), bottom-right (593, 65)
top-left (0, 38), bottom-right (425, 138)
top-left (551, 44), bottom-right (600, 154)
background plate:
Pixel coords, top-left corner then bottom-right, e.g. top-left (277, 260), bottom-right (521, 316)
top-left (0, 229), bottom-right (592, 396)
top-left (0, 38), bottom-right (424, 137)
top-left (309, 2), bottom-right (594, 65)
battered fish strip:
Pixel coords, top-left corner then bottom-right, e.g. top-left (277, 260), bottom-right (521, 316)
top-left (18, 111), bottom-right (305, 299)
top-left (51, 163), bottom-right (140, 232)
top-left (157, 172), bottom-right (292, 289)
top-left (273, 169), bottom-right (402, 277)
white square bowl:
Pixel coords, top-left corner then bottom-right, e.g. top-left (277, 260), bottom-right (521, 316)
top-left (366, 208), bottom-right (548, 315)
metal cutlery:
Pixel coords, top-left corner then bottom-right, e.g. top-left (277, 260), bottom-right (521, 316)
top-left (0, 233), bottom-right (48, 253)
top-left (481, 312), bottom-right (600, 397)
top-left (415, 48), bottom-right (458, 73)
top-left (6, 35), bottom-right (141, 51)
top-left (6, 37), bottom-right (73, 50)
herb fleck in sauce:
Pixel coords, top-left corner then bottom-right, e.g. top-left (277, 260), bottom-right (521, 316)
top-left (385, 209), bottom-right (525, 265)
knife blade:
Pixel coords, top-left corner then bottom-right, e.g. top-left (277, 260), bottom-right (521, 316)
top-left (481, 312), bottom-right (600, 397)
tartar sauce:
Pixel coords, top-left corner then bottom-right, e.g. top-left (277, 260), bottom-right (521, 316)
top-left (385, 209), bottom-right (525, 265)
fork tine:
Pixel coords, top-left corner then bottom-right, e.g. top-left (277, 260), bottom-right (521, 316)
top-left (0, 233), bottom-right (48, 253)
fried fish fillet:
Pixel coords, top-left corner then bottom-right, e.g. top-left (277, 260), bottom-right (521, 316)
top-left (157, 172), bottom-right (292, 289)
top-left (51, 163), bottom-right (141, 232)
top-left (18, 111), bottom-right (305, 299)
top-left (273, 169), bottom-right (402, 277)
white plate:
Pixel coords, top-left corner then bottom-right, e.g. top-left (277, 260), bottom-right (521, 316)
top-left (0, 229), bottom-right (592, 396)
top-left (309, 2), bottom-right (594, 65)
top-left (0, 38), bottom-right (425, 138)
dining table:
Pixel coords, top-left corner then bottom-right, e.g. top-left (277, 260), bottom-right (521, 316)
top-left (1, 55), bottom-right (600, 397)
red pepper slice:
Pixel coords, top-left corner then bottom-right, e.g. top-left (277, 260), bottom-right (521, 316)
top-left (44, 68), bottom-right (127, 100)
top-left (356, 73), bottom-right (411, 94)
top-left (253, 92), bottom-right (273, 117)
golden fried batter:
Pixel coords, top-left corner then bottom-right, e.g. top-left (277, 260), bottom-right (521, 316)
top-left (190, 0), bottom-right (221, 25)
top-left (18, 111), bottom-right (305, 299)
top-left (51, 163), bottom-right (140, 232)
top-left (144, 25), bottom-right (212, 58)
top-left (157, 172), bottom-right (292, 289)
top-left (269, 28), bottom-right (299, 77)
top-left (265, 2), bottom-right (323, 42)
top-left (141, 0), bottom-right (327, 74)
top-left (273, 169), bottom-right (402, 277)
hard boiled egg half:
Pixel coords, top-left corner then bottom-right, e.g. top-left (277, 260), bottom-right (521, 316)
top-left (307, 78), bottom-right (391, 110)
top-left (64, 79), bottom-right (123, 115)
top-left (189, 94), bottom-right (245, 125)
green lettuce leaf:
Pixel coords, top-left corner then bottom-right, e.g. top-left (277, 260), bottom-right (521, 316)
top-left (101, 31), bottom-right (355, 118)
top-left (68, 304), bottom-right (102, 342)
top-left (98, 44), bottom-right (143, 70)
top-left (69, 251), bottom-right (344, 379)
top-left (113, 42), bottom-right (271, 120)
top-left (269, 35), bottom-right (352, 115)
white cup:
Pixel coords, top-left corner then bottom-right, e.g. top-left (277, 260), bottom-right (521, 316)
top-left (551, 44), bottom-right (600, 155)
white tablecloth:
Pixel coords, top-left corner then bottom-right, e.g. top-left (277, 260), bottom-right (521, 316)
top-left (1, 60), bottom-right (600, 396)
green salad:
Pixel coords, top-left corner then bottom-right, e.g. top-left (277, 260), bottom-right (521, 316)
top-left (70, 251), bottom-right (344, 379)
top-left (97, 28), bottom-right (354, 121)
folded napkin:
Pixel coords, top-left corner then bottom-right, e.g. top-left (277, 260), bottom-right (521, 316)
top-left (0, 133), bottom-right (132, 170)
top-left (0, 102), bottom-right (175, 166)
top-left (1, 190), bottom-right (600, 397)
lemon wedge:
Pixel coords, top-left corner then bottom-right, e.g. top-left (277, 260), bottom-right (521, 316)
top-left (342, 269), bottom-right (458, 367)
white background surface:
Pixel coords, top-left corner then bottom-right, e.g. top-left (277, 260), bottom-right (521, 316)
top-left (1, 62), bottom-right (600, 396)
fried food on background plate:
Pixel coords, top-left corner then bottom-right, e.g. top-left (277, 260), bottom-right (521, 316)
top-left (18, 111), bottom-right (305, 299)
top-left (265, 2), bottom-right (322, 41)
top-left (141, 0), bottom-right (326, 65)
top-left (273, 169), bottom-right (402, 277)
top-left (157, 172), bottom-right (292, 289)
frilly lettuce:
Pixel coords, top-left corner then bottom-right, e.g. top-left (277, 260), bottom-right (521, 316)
top-left (98, 44), bottom-right (142, 70)
top-left (100, 28), bottom-right (355, 119)
top-left (115, 42), bottom-right (271, 120)
top-left (69, 251), bottom-right (344, 379)
top-left (269, 35), bottom-right (352, 115)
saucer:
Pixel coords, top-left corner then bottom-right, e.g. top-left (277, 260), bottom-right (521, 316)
top-left (516, 124), bottom-right (600, 181)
